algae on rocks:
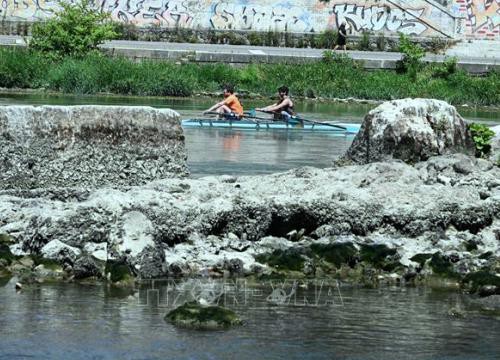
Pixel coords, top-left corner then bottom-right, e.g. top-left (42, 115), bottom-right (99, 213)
top-left (165, 301), bottom-right (242, 330)
top-left (105, 260), bottom-right (134, 285)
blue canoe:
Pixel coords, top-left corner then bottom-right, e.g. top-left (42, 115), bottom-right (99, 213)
top-left (182, 118), bottom-right (360, 134)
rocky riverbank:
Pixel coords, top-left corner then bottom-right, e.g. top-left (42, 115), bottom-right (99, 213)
top-left (0, 105), bottom-right (188, 189)
top-left (1, 99), bottom-right (499, 312)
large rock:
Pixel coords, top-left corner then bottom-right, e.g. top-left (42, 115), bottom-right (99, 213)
top-left (340, 99), bottom-right (474, 165)
top-left (40, 239), bottom-right (81, 264)
top-left (0, 105), bottom-right (188, 189)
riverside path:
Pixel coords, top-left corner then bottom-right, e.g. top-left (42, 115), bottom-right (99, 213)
top-left (0, 35), bottom-right (498, 74)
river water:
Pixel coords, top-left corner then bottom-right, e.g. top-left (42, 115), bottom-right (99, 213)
top-left (1, 93), bottom-right (499, 359)
top-left (1, 92), bottom-right (498, 177)
top-left (1, 277), bottom-right (499, 360)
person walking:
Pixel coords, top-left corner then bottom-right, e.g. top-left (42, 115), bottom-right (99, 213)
top-left (333, 21), bottom-right (348, 53)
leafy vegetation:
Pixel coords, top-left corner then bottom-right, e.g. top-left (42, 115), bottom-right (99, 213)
top-left (431, 57), bottom-right (458, 79)
top-left (376, 34), bottom-right (386, 51)
top-left (358, 31), bottom-right (371, 51)
top-left (397, 33), bottom-right (425, 79)
top-left (0, 47), bottom-right (499, 106)
top-left (469, 123), bottom-right (496, 158)
top-left (318, 29), bottom-right (337, 49)
top-left (29, 0), bottom-right (117, 59)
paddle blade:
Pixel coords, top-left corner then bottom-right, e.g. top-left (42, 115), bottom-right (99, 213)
top-left (245, 109), bottom-right (256, 117)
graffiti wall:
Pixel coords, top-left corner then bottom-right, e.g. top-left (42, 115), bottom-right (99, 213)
top-left (452, 0), bottom-right (499, 38)
top-left (0, 0), bottom-right (498, 39)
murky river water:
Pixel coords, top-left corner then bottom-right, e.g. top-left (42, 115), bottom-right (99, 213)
top-left (1, 93), bottom-right (499, 359)
top-left (1, 277), bottom-right (499, 360)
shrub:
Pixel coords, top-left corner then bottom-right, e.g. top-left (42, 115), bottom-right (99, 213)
top-left (29, 0), bottom-right (117, 59)
top-left (431, 57), bottom-right (458, 79)
top-left (318, 29), bottom-right (337, 49)
top-left (376, 33), bottom-right (386, 51)
top-left (248, 32), bottom-right (263, 46)
top-left (0, 48), bottom-right (48, 88)
top-left (397, 33), bottom-right (425, 79)
top-left (358, 31), bottom-right (370, 51)
top-left (284, 31), bottom-right (293, 47)
top-left (114, 22), bottom-right (138, 40)
top-left (469, 123), bottom-right (495, 158)
top-left (265, 30), bottom-right (281, 46)
top-left (308, 32), bottom-right (317, 48)
top-left (206, 29), bottom-right (218, 44)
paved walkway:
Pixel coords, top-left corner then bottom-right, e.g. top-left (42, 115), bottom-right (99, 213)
top-left (1, 35), bottom-right (498, 73)
top-left (445, 39), bottom-right (500, 59)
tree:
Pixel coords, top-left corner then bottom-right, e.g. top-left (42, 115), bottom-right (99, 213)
top-left (29, 0), bottom-right (117, 59)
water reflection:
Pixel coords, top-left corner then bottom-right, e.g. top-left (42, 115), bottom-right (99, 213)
top-left (184, 127), bottom-right (353, 177)
top-left (1, 278), bottom-right (500, 360)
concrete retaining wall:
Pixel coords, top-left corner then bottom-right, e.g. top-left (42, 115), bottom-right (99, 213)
top-left (0, 105), bottom-right (188, 189)
top-left (0, 0), bottom-right (497, 39)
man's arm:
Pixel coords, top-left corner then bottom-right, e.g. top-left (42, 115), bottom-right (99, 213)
top-left (256, 102), bottom-right (278, 112)
top-left (260, 99), bottom-right (290, 112)
top-left (204, 100), bottom-right (225, 114)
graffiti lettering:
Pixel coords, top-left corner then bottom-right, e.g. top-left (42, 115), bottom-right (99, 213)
top-left (209, 1), bottom-right (311, 32)
top-left (101, 0), bottom-right (194, 27)
top-left (0, 0), bottom-right (497, 39)
top-left (333, 4), bottom-right (427, 35)
top-left (464, 0), bottom-right (500, 33)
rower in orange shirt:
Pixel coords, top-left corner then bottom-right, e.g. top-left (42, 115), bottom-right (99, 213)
top-left (204, 84), bottom-right (243, 119)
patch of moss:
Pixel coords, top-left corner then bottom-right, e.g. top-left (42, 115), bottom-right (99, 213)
top-left (0, 234), bottom-right (14, 244)
top-left (310, 242), bottom-right (357, 268)
top-left (31, 255), bottom-right (62, 270)
top-left (429, 252), bottom-right (458, 278)
top-left (0, 244), bottom-right (16, 265)
top-left (256, 271), bottom-right (288, 281)
top-left (462, 271), bottom-right (500, 293)
top-left (165, 301), bottom-right (242, 330)
top-left (0, 276), bottom-right (11, 287)
top-left (410, 253), bottom-right (433, 267)
top-left (105, 260), bottom-right (133, 283)
top-left (465, 240), bottom-right (478, 252)
top-left (255, 248), bottom-right (305, 272)
top-left (360, 244), bottom-right (399, 271)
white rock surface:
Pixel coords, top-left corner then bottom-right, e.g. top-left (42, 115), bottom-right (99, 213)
top-left (41, 240), bottom-right (81, 261)
top-left (342, 98), bottom-right (474, 164)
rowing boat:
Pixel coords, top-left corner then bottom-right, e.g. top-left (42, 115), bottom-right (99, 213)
top-left (182, 118), bottom-right (361, 134)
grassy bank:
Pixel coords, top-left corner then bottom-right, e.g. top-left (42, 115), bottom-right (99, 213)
top-left (0, 48), bottom-right (498, 106)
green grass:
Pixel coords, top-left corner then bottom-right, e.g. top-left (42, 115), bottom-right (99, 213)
top-left (0, 48), bottom-right (499, 106)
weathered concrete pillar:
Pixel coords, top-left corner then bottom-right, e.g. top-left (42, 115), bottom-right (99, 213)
top-left (0, 105), bottom-right (188, 189)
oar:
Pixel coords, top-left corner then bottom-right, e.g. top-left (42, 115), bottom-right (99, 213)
top-left (255, 109), bottom-right (347, 130)
top-left (202, 111), bottom-right (267, 124)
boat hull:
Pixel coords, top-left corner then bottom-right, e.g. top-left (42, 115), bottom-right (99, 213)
top-left (182, 118), bottom-right (360, 134)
